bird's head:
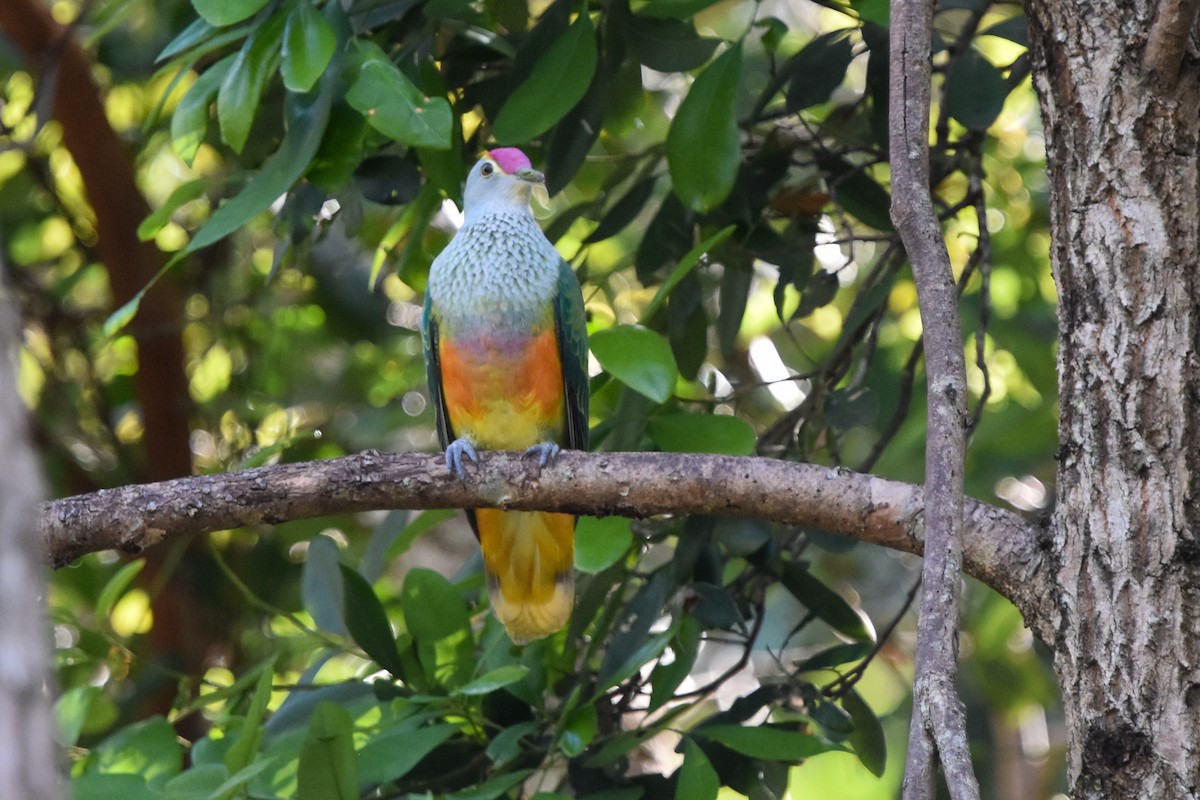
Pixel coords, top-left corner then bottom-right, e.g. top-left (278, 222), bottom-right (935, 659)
top-left (462, 148), bottom-right (545, 220)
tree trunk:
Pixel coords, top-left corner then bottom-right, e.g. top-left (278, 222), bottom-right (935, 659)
top-left (1026, 3), bottom-right (1200, 797)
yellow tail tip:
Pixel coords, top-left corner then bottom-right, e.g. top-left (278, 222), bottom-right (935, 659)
top-left (490, 572), bottom-right (574, 644)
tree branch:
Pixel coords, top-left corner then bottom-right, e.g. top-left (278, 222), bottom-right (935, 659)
top-left (37, 451), bottom-right (1051, 637)
top-left (1144, 0), bottom-right (1200, 88)
top-left (0, 261), bottom-right (63, 799)
top-left (889, 0), bottom-right (980, 796)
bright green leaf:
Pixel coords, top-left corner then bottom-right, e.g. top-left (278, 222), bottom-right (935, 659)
top-left (561, 704), bottom-right (599, 757)
top-left (172, 54), bottom-right (233, 165)
top-left (667, 44), bottom-right (741, 212)
top-left (346, 44), bottom-right (453, 149)
top-left (648, 413), bottom-right (756, 455)
top-left (160, 763), bottom-right (229, 800)
top-left (94, 560), bottom-right (145, 622)
top-left (87, 717), bottom-right (184, 783)
top-left (400, 568), bottom-right (474, 690)
top-left (590, 325), bottom-right (679, 403)
top-left (216, 8), bottom-right (286, 153)
top-left (675, 740), bottom-right (719, 800)
top-left (138, 179), bottom-right (206, 241)
top-left (297, 702), bottom-right (357, 800)
top-left (492, 12), bottom-right (597, 143)
top-left (70, 774), bottom-right (158, 800)
top-left (223, 662), bottom-right (275, 775)
top-left (191, 0), bottom-right (271, 27)
top-left (696, 724), bottom-right (838, 761)
top-left (575, 516), bottom-right (633, 573)
top-left (357, 723), bottom-right (457, 784)
top-left (281, 1), bottom-right (336, 92)
top-left (454, 665), bottom-right (531, 696)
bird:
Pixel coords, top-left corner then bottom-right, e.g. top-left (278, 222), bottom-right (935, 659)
top-left (421, 147), bottom-right (589, 644)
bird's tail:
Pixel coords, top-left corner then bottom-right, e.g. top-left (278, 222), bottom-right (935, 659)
top-left (476, 509), bottom-right (575, 644)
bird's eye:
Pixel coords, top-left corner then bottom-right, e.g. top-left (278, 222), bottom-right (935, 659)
top-left (481, 162), bottom-right (495, 177)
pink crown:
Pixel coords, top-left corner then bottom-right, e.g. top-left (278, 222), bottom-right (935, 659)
top-left (487, 147), bottom-right (532, 174)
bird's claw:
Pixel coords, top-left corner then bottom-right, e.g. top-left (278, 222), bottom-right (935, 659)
top-left (525, 441), bottom-right (561, 470)
top-left (445, 438), bottom-right (478, 480)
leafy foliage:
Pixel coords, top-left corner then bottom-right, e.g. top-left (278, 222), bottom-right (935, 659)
top-left (1, 0), bottom-right (1063, 796)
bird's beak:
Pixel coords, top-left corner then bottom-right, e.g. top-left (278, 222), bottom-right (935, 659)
top-left (515, 167), bottom-right (545, 184)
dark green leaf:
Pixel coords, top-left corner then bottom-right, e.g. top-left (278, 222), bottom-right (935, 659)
top-left (338, 563), bottom-right (405, 676)
top-left (648, 413), bottom-right (756, 456)
top-left (297, 702), bottom-right (357, 800)
top-left (826, 387), bottom-right (878, 432)
top-left (562, 704), bottom-right (599, 756)
top-left (716, 255), bottom-right (752, 355)
top-left (346, 45), bottom-right (453, 149)
top-left (623, 14), bottom-right (720, 73)
top-left (584, 177), bottom-right (658, 244)
top-left (383, 508), bottom-right (458, 562)
top-left (590, 325), bottom-right (679, 403)
top-left (696, 724), bottom-right (837, 761)
top-left (70, 774), bottom-right (158, 800)
top-left (137, 179), bottom-right (206, 241)
top-left (636, 194), bottom-right (694, 282)
top-left (454, 665), bottom-right (531, 696)
top-left (631, 0), bottom-right (724, 18)
top-left (160, 764), bottom-right (229, 799)
top-left (353, 154), bottom-right (422, 205)
top-left (667, 272), bottom-right (707, 379)
top-left (843, 689), bottom-right (887, 776)
top-left (667, 44), bottom-right (741, 212)
top-left (575, 516), bottom-right (633, 573)
top-left (944, 48), bottom-right (1011, 130)
top-left (400, 568), bottom-right (473, 690)
top-left (779, 561), bottom-right (874, 642)
top-left (281, 1), bottom-right (337, 92)
top-left (785, 31), bottom-right (855, 112)
top-left (224, 663), bottom-right (275, 774)
top-left (156, 16), bottom-right (215, 62)
top-left (676, 739), bottom-right (719, 800)
top-left (794, 641), bottom-right (871, 672)
top-left (794, 268), bottom-right (840, 319)
top-left (187, 65), bottom-right (334, 252)
top-left (445, 769), bottom-right (535, 800)
top-left (191, 0), bottom-right (271, 27)
top-left (820, 156), bottom-right (893, 231)
top-left (217, 8), bottom-right (285, 153)
top-left (642, 224), bottom-right (735, 322)
top-left (303, 535), bottom-right (347, 635)
top-left (94, 559), bottom-right (145, 621)
top-left (689, 582), bottom-right (741, 628)
top-left (649, 615), bottom-right (701, 711)
top-left (493, 13), bottom-right (598, 143)
top-left (543, 64), bottom-right (605, 196)
top-left (357, 723), bottom-right (457, 784)
top-left (172, 54), bottom-right (233, 165)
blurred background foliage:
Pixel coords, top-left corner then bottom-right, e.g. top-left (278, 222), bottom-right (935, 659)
top-left (0, 0), bottom-right (1062, 796)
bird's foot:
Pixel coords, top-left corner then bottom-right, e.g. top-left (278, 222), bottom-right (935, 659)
top-left (445, 438), bottom-right (479, 480)
top-left (524, 441), bottom-right (561, 470)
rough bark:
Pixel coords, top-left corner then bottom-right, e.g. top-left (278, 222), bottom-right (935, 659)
top-left (0, 271), bottom-right (62, 799)
top-left (889, 0), bottom-right (978, 796)
top-left (1027, 2), bottom-right (1200, 797)
top-left (36, 450), bottom-right (1052, 636)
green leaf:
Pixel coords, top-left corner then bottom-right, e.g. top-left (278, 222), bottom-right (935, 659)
top-left (357, 723), bottom-right (457, 784)
top-left (649, 615), bottom-right (701, 711)
top-left (667, 44), bottom-right (741, 212)
top-left (794, 641), bottom-right (871, 672)
top-left (590, 325), bottom-right (679, 403)
top-left (297, 702), bottom-right (357, 800)
top-left (87, 716), bottom-right (184, 783)
top-left (575, 516), bottom-right (633, 573)
top-left (445, 768), bottom-right (535, 800)
top-left (303, 534), bottom-right (347, 634)
top-left (345, 45), bottom-right (453, 149)
top-left (156, 16), bottom-right (215, 62)
top-left (696, 724), bottom-right (837, 761)
top-left (187, 63), bottom-right (334, 253)
top-left (281, 1), bottom-right (336, 92)
top-left (599, 627), bottom-right (673, 691)
top-left (631, 0), bottom-right (724, 18)
top-left (70, 774), bottom-right (158, 800)
top-left (642, 224), bottom-right (735, 322)
top-left (843, 689), bottom-right (887, 777)
top-left (400, 568), bottom-right (474, 690)
top-left (561, 704), bottom-right (599, 757)
top-left (819, 155), bottom-right (893, 232)
top-left (338, 563), bottom-right (405, 676)
top-left (648, 413), bottom-right (756, 455)
top-left (583, 176), bottom-right (658, 245)
top-left (785, 31), bottom-right (855, 111)
top-left (160, 763), bottom-right (229, 799)
top-left (944, 48), bottom-right (1010, 130)
top-left (980, 14), bottom-right (1029, 47)
top-left (454, 665), bottom-right (531, 696)
top-left (623, 14), bottom-right (720, 73)
top-left (172, 54), bottom-right (233, 165)
top-left (383, 508), bottom-right (457, 561)
top-left (492, 12), bottom-right (597, 143)
top-left (223, 661), bottom-right (275, 774)
top-left (138, 179), bottom-right (207, 241)
top-left (675, 740), bottom-right (719, 800)
top-left (191, 0), bottom-right (271, 26)
top-left (217, 7), bottom-right (285, 153)
top-left (56, 686), bottom-right (117, 747)
top-left (94, 559), bottom-right (145, 621)
top-left (779, 561), bottom-right (875, 642)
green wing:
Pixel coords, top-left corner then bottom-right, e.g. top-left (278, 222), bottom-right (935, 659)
top-left (554, 259), bottom-right (589, 451)
top-left (421, 292), bottom-right (455, 448)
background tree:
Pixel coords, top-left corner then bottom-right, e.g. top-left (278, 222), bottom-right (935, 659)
top-left (4, 0), bottom-right (1179, 797)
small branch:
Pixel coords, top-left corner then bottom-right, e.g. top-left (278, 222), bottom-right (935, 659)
top-left (889, 0), bottom-right (980, 797)
top-left (37, 450), bottom-right (1051, 638)
top-left (1144, 0), bottom-right (1200, 87)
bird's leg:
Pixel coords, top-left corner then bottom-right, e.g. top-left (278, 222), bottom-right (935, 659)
top-left (445, 438), bottom-right (479, 480)
top-left (524, 441), bottom-right (561, 470)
